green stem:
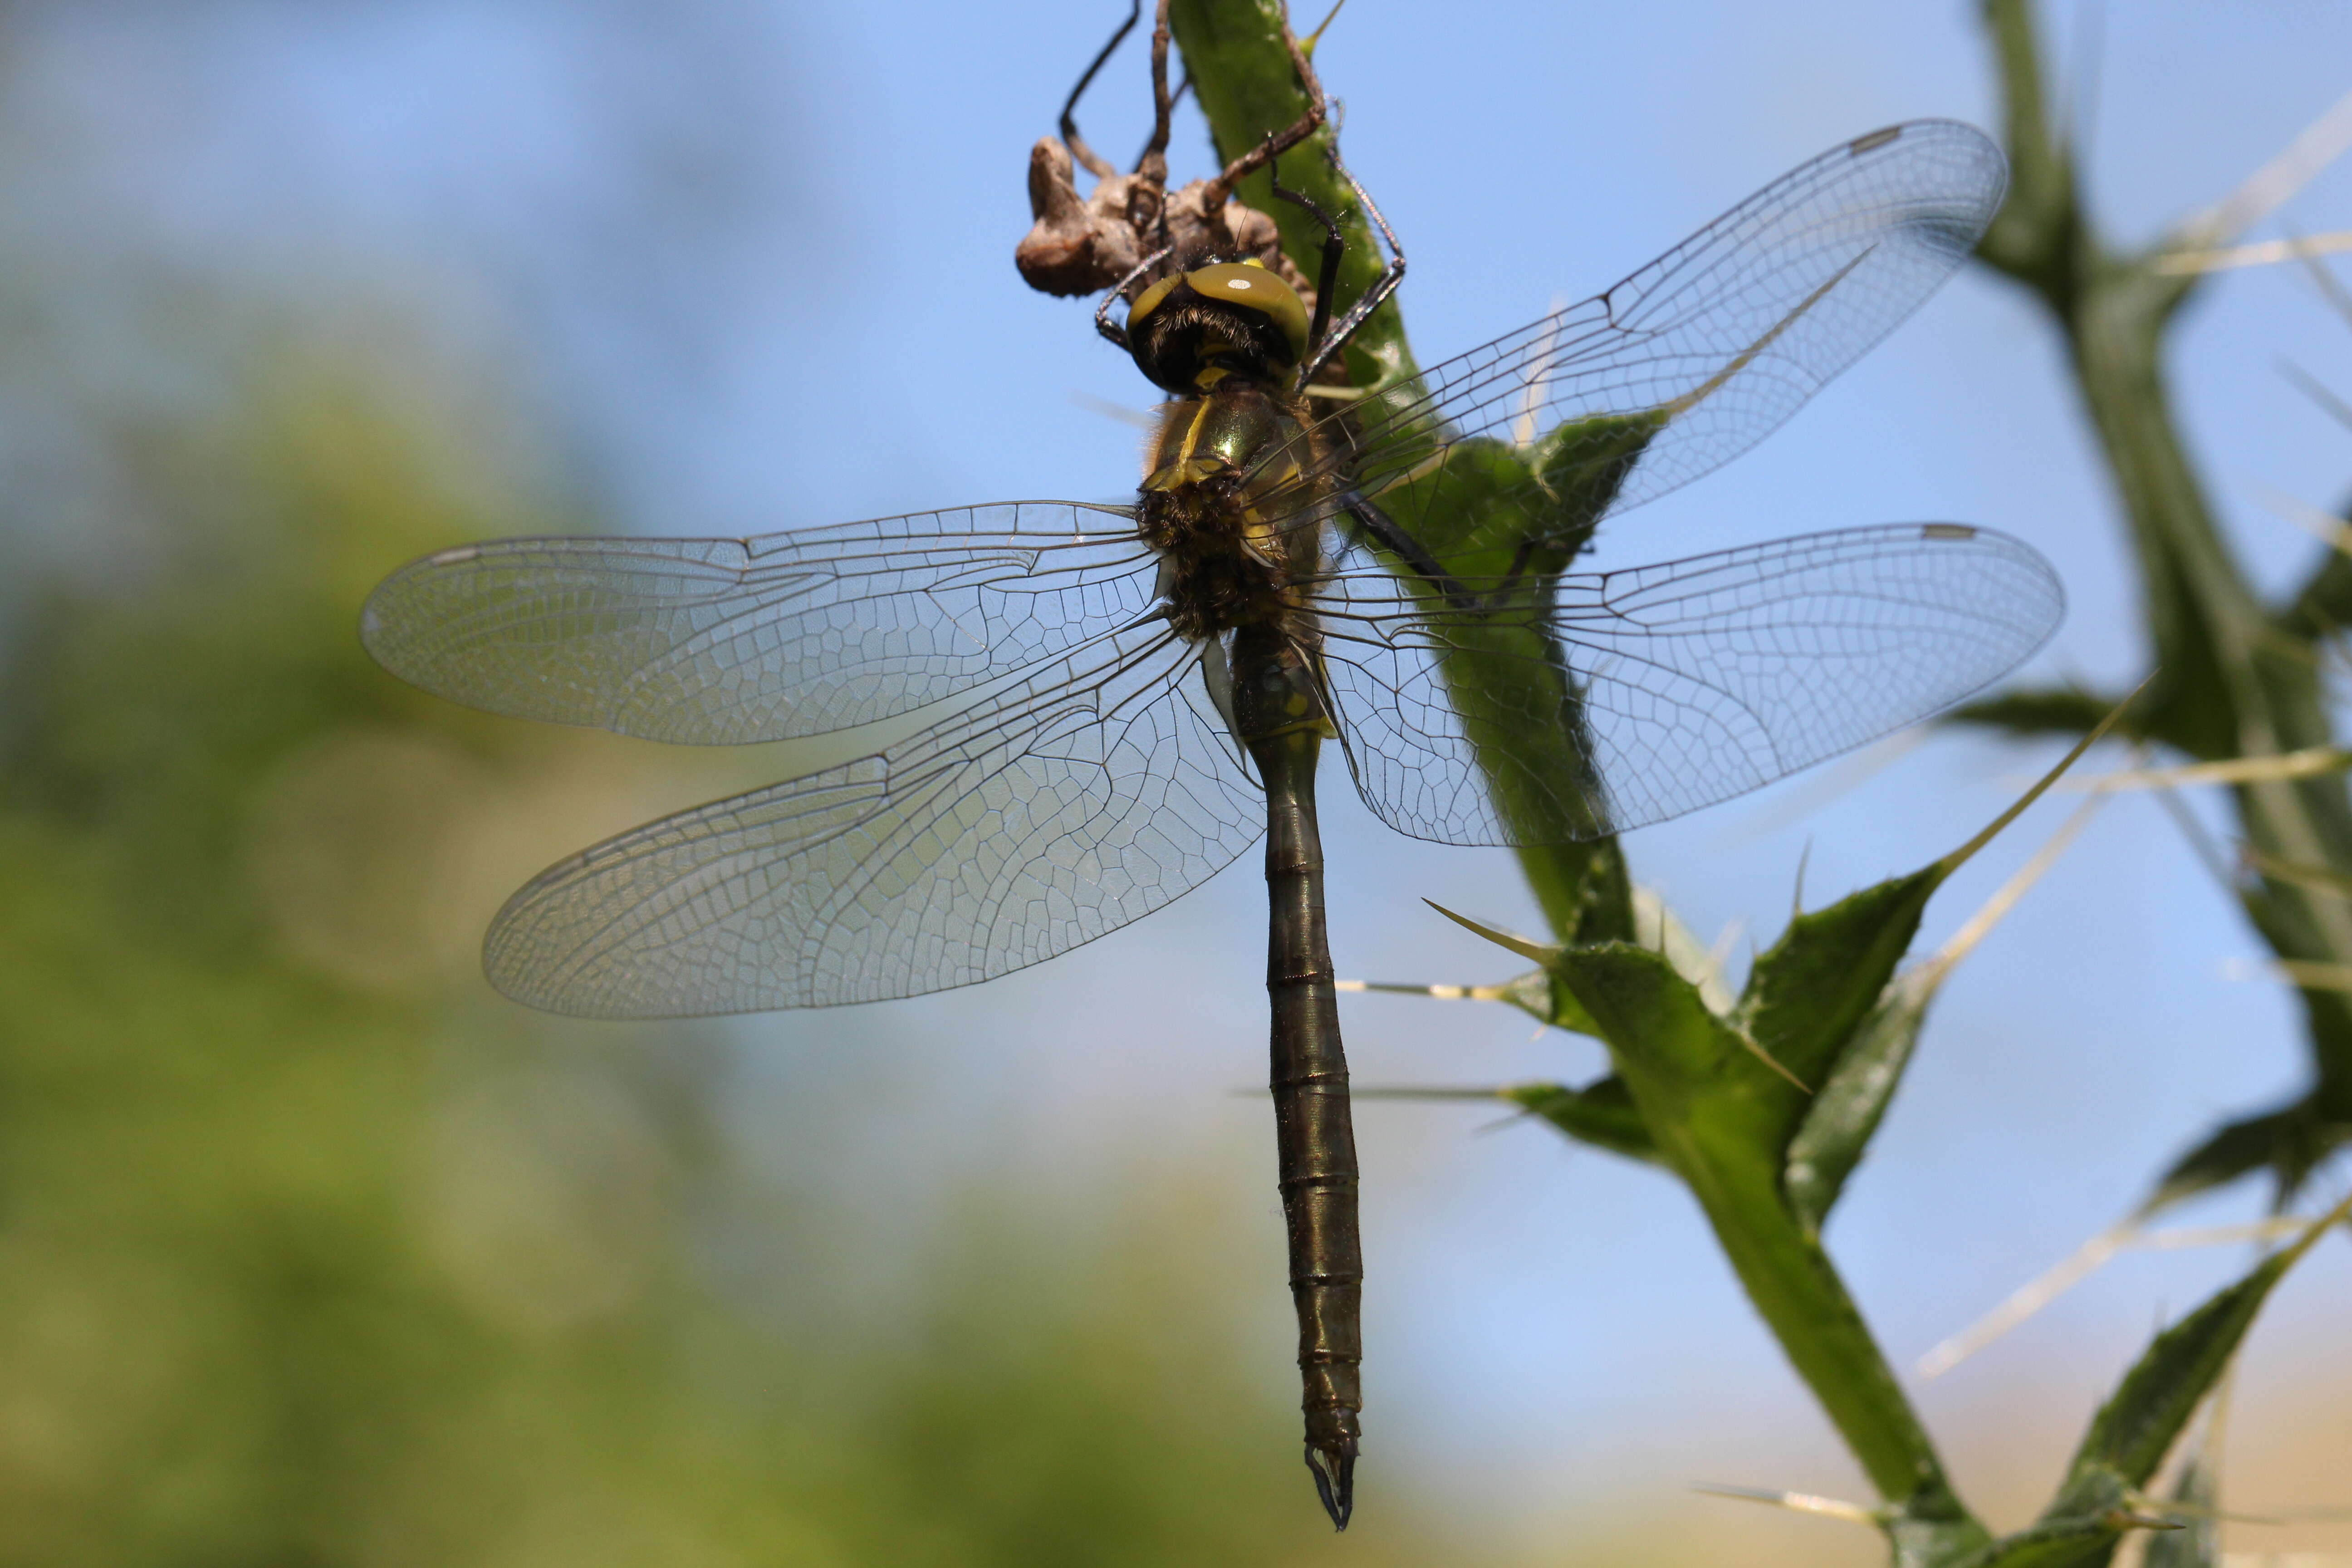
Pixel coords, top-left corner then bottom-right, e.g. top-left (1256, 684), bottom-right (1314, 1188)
top-left (1676, 1157), bottom-right (1960, 1511)
top-left (1570, 948), bottom-right (1967, 1517)
top-left (1173, 0), bottom-right (1961, 1527)
top-left (1165, 0), bottom-right (1634, 946)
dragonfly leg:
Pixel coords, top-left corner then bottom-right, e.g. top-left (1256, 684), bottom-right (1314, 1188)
top-left (1279, 154), bottom-right (1406, 389)
top-left (1094, 244), bottom-right (1173, 349)
top-left (1200, 11), bottom-right (1326, 209)
top-left (1267, 154), bottom-right (1347, 366)
top-left (1058, 0), bottom-right (1141, 181)
top-left (1349, 496), bottom-right (1555, 617)
top-left (1138, 0), bottom-right (1176, 188)
top-left (1345, 496), bottom-right (1480, 608)
top-left (1300, 137), bottom-right (1407, 380)
top-left (1483, 534), bottom-right (1547, 610)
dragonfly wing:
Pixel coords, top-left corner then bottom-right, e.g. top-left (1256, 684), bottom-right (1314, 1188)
top-left (482, 620), bottom-right (1260, 1016)
top-left (1307, 122), bottom-right (2005, 557)
top-left (1317, 524), bottom-right (2063, 846)
top-left (361, 501), bottom-right (1155, 744)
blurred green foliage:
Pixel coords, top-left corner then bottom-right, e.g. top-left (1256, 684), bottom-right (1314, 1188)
top-left (0, 342), bottom-right (1491, 1565)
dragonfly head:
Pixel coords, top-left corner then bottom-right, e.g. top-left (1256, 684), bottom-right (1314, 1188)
top-left (1126, 259), bottom-right (1310, 394)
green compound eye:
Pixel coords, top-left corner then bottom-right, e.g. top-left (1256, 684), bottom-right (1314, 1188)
top-left (1183, 262), bottom-right (1309, 362)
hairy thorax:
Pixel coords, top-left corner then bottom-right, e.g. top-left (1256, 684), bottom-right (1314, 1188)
top-left (1138, 378), bottom-right (1328, 642)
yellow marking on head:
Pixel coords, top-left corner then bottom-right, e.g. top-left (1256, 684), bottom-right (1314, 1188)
top-left (1185, 262), bottom-right (1310, 361)
top-left (1128, 274), bottom-right (1181, 332)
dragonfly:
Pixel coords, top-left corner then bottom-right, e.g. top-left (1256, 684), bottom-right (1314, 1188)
top-left (361, 99), bottom-right (2061, 1528)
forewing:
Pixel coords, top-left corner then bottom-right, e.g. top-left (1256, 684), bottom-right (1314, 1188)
top-left (1318, 524), bottom-right (2063, 845)
top-left (482, 620), bottom-right (1261, 1016)
top-left (361, 501), bottom-right (1155, 744)
top-left (1295, 122), bottom-right (2007, 562)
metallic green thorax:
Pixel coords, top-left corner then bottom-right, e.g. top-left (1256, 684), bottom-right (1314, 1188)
top-left (1137, 383), bottom-right (1319, 642)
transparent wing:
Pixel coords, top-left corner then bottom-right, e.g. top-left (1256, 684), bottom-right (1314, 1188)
top-left (1316, 524), bottom-right (2063, 846)
top-left (1278, 121), bottom-right (2006, 549)
top-left (482, 617), bottom-right (1261, 1017)
top-left (360, 501), bottom-right (1155, 745)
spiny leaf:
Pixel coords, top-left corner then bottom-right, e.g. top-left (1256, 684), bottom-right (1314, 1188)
top-left (1948, 686), bottom-right (2123, 739)
top-left (1757, 696), bottom-right (2130, 1211)
top-left (1553, 942), bottom-right (1805, 1171)
top-left (1538, 976), bottom-right (1602, 1036)
top-left (1885, 1476), bottom-right (1998, 1568)
top-left (1738, 867), bottom-right (1943, 1151)
top-left (2042, 1189), bottom-right (2352, 1541)
top-left (2141, 1452), bottom-right (2218, 1568)
top-left (1953, 1497), bottom-right (2170, 1568)
top-left (1506, 1078), bottom-right (1661, 1164)
top-left (1784, 968), bottom-right (1936, 1238)
top-left (2143, 1093), bottom-right (2352, 1214)
top-left (1791, 787), bottom-right (2109, 1238)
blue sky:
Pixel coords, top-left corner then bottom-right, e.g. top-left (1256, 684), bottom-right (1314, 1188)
top-left (6, 0), bottom-right (2352, 1548)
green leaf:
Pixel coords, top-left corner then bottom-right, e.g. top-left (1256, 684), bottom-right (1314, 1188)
top-left (1505, 1076), bottom-right (1660, 1165)
top-left (2068, 1215), bottom-right (2333, 1486)
top-left (1885, 1478), bottom-right (1998, 1568)
top-left (1777, 690), bottom-right (2150, 1230)
top-left (2143, 1093), bottom-right (2352, 1215)
top-left (1955, 1509), bottom-right (2148, 1568)
top-left (2141, 1451), bottom-right (2217, 1568)
top-left (2274, 533), bottom-right (2352, 644)
top-left (1464, 965), bottom-right (1577, 1028)
top-left (1948, 686), bottom-right (2124, 740)
top-left (1553, 943), bottom-right (1769, 1136)
top-left (1506, 965), bottom-right (1606, 1037)
top-left (1547, 941), bottom-right (1955, 1504)
top-left (1982, 1191), bottom-right (2352, 1568)
top-left (1737, 867), bottom-right (1945, 1151)
top-left (1784, 966), bottom-right (1938, 1238)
